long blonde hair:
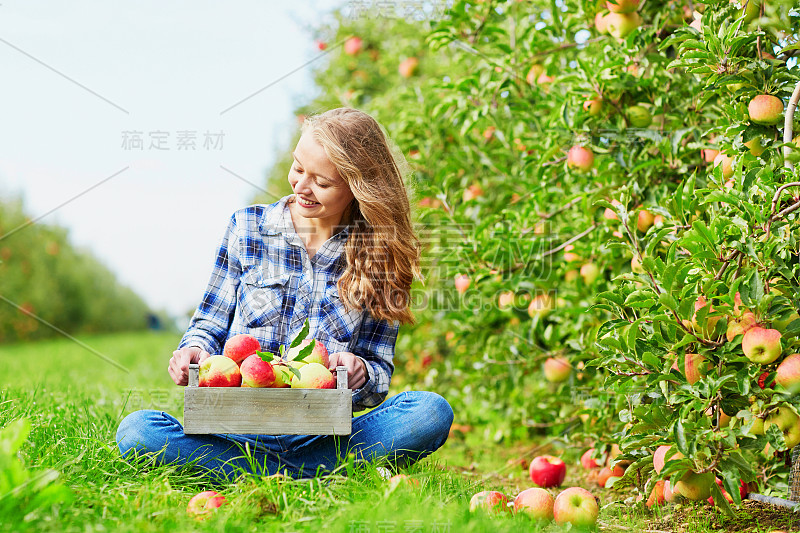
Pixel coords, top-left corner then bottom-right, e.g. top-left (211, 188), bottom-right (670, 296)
top-left (301, 108), bottom-right (421, 325)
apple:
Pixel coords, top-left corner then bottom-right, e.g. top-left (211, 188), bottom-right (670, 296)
top-left (701, 148), bottom-right (720, 163)
top-left (748, 95), bottom-right (784, 125)
top-left (543, 357), bottom-right (571, 383)
top-left (745, 137), bottom-right (766, 157)
top-left (597, 465), bottom-right (624, 488)
top-left (563, 244), bottom-right (580, 262)
top-left (343, 36), bottom-right (362, 56)
top-left (646, 480), bottom-right (666, 507)
top-left (674, 470), bottom-right (715, 501)
top-left (583, 98), bottom-right (603, 116)
top-left (606, 0), bottom-right (639, 13)
top-left (742, 327), bottom-right (782, 364)
top-left (637, 209), bottom-right (655, 232)
top-left (690, 17), bottom-right (703, 31)
top-left (469, 490), bottom-right (511, 514)
top-left (463, 183), bottom-right (484, 202)
top-left (199, 355), bottom-right (242, 387)
top-left (513, 488), bottom-right (554, 520)
top-left (774, 310), bottom-right (800, 331)
top-left (595, 11), bottom-right (610, 33)
top-left (290, 362), bottom-right (335, 389)
top-left (553, 487), bottom-right (599, 527)
top-left (713, 152), bottom-right (735, 179)
top-left (482, 126), bottom-right (496, 141)
top-left (606, 12), bottom-right (643, 39)
top-left (498, 291), bottom-right (516, 310)
top-left (270, 361), bottom-right (293, 388)
top-left (603, 199), bottom-right (623, 220)
top-left (315, 40), bottom-right (327, 51)
top-left (580, 262), bottom-right (601, 284)
top-left (455, 274), bottom-right (471, 294)
top-left (680, 353), bottom-right (706, 385)
top-left (398, 57), bottom-right (419, 78)
top-left (529, 455), bottom-right (567, 488)
top-left (240, 354), bottom-right (276, 388)
top-left (388, 474), bottom-right (420, 490)
top-left (731, 0), bottom-right (760, 23)
top-left (527, 293), bottom-right (555, 319)
top-left (581, 448), bottom-right (601, 469)
top-left (726, 311), bottom-right (758, 342)
top-left (567, 146), bottom-right (594, 171)
top-left (627, 105), bottom-right (652, 128)
top-left (526, 64), bottom-right (544, 85)
top-left (692, 295), bottom-right (721, 337)
top-left (631, 255), bottom-right (644, 274)
top-left (187, 490), bottom-right (226, 519)
top-left (287, 339), bottom-right (330, 366)
top-left (223, 333), bottom-right (261, 365)
top-left (764, 405), bottom-right (800, 449)
top-left (653, 445), bottom-right (684, 474)
top-left (776, 354), bottom-right (800, 392)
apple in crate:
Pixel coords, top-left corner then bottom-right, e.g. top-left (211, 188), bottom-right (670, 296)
top-left (469, 490), bottom-right (511, 514)
top-left (223, 333), bottom-right (260, 365)
top-left (529, 455), bottom-right (566, 488)
top-left (187, 490), bottom-right (226, 519)
top-left (287, 339), bottom-right (330, 366)
top-left (270, 362), bottom-right (292, 388)
top-left (240, 354), bottom-right (276, 388)
top-left (291, 362), bottom-right (336, 389)
top-left (199, 355), bottom-right (242, 387)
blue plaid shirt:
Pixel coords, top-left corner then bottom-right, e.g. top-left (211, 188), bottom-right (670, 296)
top-left (179, 194), bottom-right (399, 411)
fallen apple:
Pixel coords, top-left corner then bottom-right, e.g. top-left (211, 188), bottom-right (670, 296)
top-left (513, 487), bottom-right (554, 520)
top-left (529, 455), bottom-right (567, 488)
top-left (553, 487), bottom-right (599, 527)
top-left (581, 448), bottom-right (601, 469)
top-left (469, 490), bottom-right (511, 514)
top-left (597, 465), bottom-right (624, 488)
top-left (187, 490), bottom-right (226, 520)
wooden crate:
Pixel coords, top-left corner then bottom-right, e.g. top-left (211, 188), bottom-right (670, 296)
top-left (183, 364), bottom-right (352, 435)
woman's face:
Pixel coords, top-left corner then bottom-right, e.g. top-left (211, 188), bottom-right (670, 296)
top-left (288, 131), bottom-right (355, 225)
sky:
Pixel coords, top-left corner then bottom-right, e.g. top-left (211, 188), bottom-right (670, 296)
top-left (0, 0), bottom-right (346, 327)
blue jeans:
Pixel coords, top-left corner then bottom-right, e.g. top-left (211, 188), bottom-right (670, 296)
top-left (116, 391), bottom-right (453, 481)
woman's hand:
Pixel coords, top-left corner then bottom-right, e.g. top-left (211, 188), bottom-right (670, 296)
top-left (328, 352), bottom-right (367, 390)
top-left (168, 346), bottom-right (212, 386)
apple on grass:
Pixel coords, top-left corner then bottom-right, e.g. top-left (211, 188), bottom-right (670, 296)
top-left (543, 357), bottom-right (571, 383)
top-left (529, 455), bottom-right (567, 488)
top-left (581, 448), bottom-right (601, 469)
top-left (597, 465), bottom-right (624, 488)
top-left (199, 355), bottom-right (242, 387)
top-left (223, 333), bottom-right (261, 365)
top-left (513, 488), bottom-right (554, 520)
top-left (553, 487), bottom-right (599, 527)
top-left (240, 354), bottom-right (276, 388)
top-left (388, 474), bottom-right (420, 490)
top-left (646, 480), bottom-right (666, 507)
top-left (742, 327), bottom-right (782, 364)
top-left (469, 491), bottom-right (511, 514)
top-left (187, 490), bottom-right (226, 519)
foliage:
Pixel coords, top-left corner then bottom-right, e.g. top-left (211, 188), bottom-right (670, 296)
top-left (258, 0), bottom-right (800, 504)
top-left (0, 197), bottom-right (151, 343)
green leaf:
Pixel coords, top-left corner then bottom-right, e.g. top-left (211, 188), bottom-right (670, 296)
top-left (257, 351), bottom-right (276, 363)
top-left (289, 319), bottom-right (311, 349)
top-left (0, 418), bottom-right (31, 456)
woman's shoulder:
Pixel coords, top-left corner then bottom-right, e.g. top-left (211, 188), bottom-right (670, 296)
top-left (227, 195), bottom-right (292, 233)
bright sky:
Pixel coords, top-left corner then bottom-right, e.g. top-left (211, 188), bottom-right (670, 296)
top-left (0, 0), bottom-right (345, 327)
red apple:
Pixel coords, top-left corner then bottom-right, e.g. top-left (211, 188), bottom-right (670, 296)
top-left (748, 95), bottom-right (784, 125)
top-left (315, 40), bottom-right (327, 51)
top-left (653, 445), bottom-right (684, 474)
top-left (462, 183), bottom-right (484, 202)
top-left (776, 354), bottom-right (800, 392)
top-left (581, 448), bottom-right (601, 469)
top-left (527, 293), bottom-right (555, 319)
top-left (455, 274), bottom-right (471, 294)
top-left (240, 354), bottom-right (276, 388)
top-left (398, 57), bottom-right (419, 78)
top-left (727, 311), bottom-right (758, 342)
top-left (543, 357), bottom-right (571, 383)
top-left (682, 353), bottom-right (707, 385)
top-left (199, 355), bottom-right (242, 387)
top-left (637, 209), bottom-right (655, 232)
top-left (742, 327), bottom-right (782, 364)
top-left (388, 474), bottom-right (420, 490)
top-left (595, 11), bottom-right (610, 33)
top-left (701, 148), bottom-right (720, 163)
top-left (513, 487), bottom-right (554, 520)
top-left (343, 36), bottom-right (363, 56)
top-left (646, 480), bottom-right (666, 507)
top-left (606, 12), bottom-right (643, 39)
top-left (290, 362), bottom-right (335, 389)
top-left (553, 487), bottom-right (599, 527)
top-left (529, 455), bottom-right (567, 488)
top-left (469, 490), bottom-right (511, 514)
top-left (567, 146), bottom-right (594, 171)
top-left (597, 465), bottom-right (624, 488)
top-left (525, 64), bottom-right (544, 85)
top-left (187, 490), bottom-right (226, 519)
top-left (286, 339), bottom-right (330, 366)
top-left (223, 333), bottom-right (261, 365)
top-left (713, 152), bottom-right (735, 179)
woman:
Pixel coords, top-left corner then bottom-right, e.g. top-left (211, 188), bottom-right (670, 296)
top-left (116, 108), bottom-right (454, 481)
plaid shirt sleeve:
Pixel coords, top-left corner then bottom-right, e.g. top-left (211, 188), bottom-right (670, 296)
top-left (351, 313), bottom-right (399, 411)
top-left (178, 214), bottom-right (241, 355)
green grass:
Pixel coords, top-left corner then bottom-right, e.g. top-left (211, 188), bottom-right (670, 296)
top-left (1, 331), bottom-right (798, 532)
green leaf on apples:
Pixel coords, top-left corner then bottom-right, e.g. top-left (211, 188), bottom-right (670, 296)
top-left (710, 481), bottom-right (734, 516)
top-left (291, 340), bottom-right (316, 363)
top-left (289, 319), bottom-right (311, 349)
top-left (257, 351), bottom-right (276, 363)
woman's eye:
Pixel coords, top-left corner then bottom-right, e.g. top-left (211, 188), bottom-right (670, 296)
top-left (294, 167), bottom-right (303, 174)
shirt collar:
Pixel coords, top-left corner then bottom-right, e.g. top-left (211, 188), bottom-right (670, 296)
top-left (261, 194), bottom-right (352, 241)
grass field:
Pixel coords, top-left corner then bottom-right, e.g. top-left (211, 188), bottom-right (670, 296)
top-left (1, 331), bottom-right (799, 532)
